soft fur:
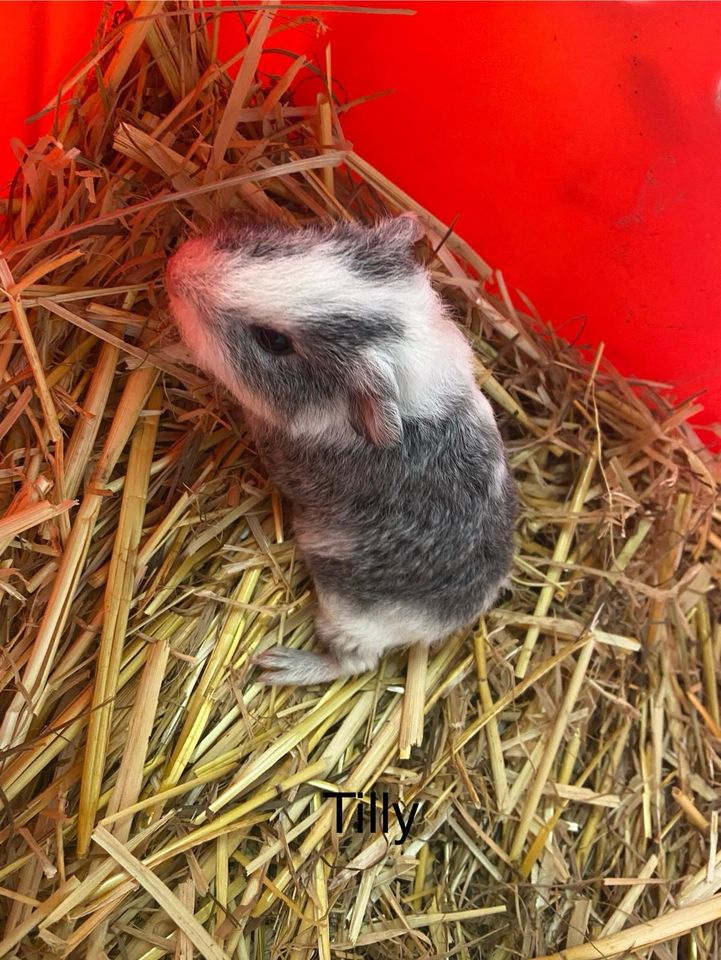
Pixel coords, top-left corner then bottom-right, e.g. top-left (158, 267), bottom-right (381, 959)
top-left (166, 213), bottom-right (517, 684)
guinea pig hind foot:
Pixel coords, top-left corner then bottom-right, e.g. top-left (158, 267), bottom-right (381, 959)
top-left (253, 646), bottom-right (378, 686)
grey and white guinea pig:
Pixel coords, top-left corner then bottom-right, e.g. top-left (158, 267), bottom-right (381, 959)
top-left (166, 213), bottom-right (517, 684)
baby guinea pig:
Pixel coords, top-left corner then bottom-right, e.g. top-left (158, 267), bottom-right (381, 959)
top-left (166, 213), bottom-right (517, 684)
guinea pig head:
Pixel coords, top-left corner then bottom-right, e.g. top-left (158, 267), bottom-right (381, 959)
top-left (165, 214), bottom-right (430, 446)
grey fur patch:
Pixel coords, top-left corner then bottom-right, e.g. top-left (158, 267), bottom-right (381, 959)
top-left (216, 309), bottom-right (404, 423)
top-left (206, 215), bottom-right (421, 284)
top-left (254, 396), bottom-right (517, 631)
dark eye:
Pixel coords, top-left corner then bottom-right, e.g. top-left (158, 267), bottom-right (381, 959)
top-left (250, 325), bottom-right (294, 355)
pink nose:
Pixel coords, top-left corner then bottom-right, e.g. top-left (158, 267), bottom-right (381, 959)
top-left (165, 259), bottom-right (179, 297)
top-left (165, 238), bottom-right (212, 299)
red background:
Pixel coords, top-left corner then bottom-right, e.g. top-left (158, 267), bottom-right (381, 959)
top-left (2, 1), bottom-right (720, 439)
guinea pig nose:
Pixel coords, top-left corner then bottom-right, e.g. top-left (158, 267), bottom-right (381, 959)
top-left (165, 260), bottom-right (179, 297)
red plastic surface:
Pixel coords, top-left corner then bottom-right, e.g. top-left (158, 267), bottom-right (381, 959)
top-left (2, 2), bottom-right (720, 437)
top-left (0, 2), bottom-right (106, 161)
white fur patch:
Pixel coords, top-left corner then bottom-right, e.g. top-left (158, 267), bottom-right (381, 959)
top-left (214, 246), bottom-right (435, 330)
top-left (394, 307), bottom-right (478, 419)
top-left (168, 292), bottom-right (232, 390)
top-left (293, 521), bottom-right (355, 560)
top-left (472, 387), bottom-right (498, 428)
top-left (490, 454), bottom-right (509, 499)
top-left (316, 591), bottom-right (448, 657)
top-left (286, 404), bottom-right (357, 445)
top-left (254, 593), bottom-right (452, 684)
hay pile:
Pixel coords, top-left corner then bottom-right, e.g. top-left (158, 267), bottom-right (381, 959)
top-left (1, 4), bottom-right (720, 958)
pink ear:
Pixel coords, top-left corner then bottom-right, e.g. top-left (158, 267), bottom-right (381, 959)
top-left (375, 212), bottom-right (425, 248)
top-left (396, 211), bottom-right (425, 242)
top-left (348, 361), bottom-right (403, 448)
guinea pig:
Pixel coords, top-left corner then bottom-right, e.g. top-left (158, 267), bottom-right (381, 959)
top-left (166, 213), bottom-right (517, 684)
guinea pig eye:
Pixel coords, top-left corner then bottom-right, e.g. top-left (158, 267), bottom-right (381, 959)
top-left (250, 325), bottom-right (294, 356)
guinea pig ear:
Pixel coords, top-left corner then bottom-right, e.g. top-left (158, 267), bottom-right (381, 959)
top-left (375, 212), bottom-right (424, 248)
top-left (348, 358), bottom-right (403, 448)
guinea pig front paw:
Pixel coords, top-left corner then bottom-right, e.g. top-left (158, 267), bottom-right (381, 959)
top-left (253, 647), bottom-right (344, 685)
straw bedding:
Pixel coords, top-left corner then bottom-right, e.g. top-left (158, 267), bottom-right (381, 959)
top-left (0, 4), bottom-right (720, 959)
